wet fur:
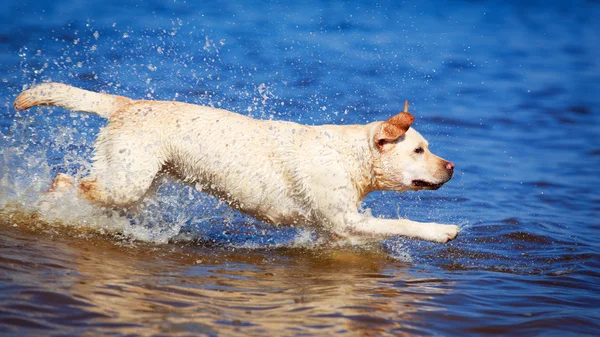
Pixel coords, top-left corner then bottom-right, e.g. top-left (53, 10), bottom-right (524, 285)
top-left (15, 83), bottom-right (459, 243)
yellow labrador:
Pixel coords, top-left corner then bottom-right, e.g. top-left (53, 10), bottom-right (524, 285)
top-left (14, 83), bottom-right (459, 243)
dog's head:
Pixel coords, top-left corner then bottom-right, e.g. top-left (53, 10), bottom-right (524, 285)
top-left (370, 101), bottom-right (454, 192)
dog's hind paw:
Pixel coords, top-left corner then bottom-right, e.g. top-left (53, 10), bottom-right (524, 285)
top-left (38, 174), bottom-right (76, 212)
top-left (48, 173), bottom-right (75, 193)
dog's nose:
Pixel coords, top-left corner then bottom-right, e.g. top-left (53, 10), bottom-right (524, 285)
top-left (445, 161), bottom-right (454, 171)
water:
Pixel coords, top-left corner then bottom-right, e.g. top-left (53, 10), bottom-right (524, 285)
top-left (1, 0), bottom-right (599, 335)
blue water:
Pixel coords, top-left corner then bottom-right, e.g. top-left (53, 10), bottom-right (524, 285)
top-left (1, 0), bottom-right (600, 336)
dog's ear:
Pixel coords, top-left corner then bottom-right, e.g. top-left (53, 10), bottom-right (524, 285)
top-left (374, 100), bottom-right (415, 151)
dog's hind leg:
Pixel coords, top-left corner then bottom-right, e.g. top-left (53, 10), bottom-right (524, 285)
top-left (77, 129), bottom-right (165, 208)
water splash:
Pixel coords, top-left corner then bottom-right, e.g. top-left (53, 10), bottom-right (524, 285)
top-left (0, 101), bottom-right (329, 248)
top-left (1, 20), bottom-right (416, 258)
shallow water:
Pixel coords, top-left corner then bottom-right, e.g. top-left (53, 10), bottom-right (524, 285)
top-left (1, 0), bottom-right (600, 336)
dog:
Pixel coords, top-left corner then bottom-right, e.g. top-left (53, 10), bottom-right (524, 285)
top-left (14, 83), bottom-right (459, 243)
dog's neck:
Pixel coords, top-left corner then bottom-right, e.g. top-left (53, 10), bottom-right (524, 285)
top-left (330, 123), bottom-right (380, 203)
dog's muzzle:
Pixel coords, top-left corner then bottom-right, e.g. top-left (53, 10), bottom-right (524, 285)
top-left (412, 161), bottom-right (454, 190)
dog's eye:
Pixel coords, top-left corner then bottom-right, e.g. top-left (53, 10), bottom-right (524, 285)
top-left (414, 147), bottom-right (424, 154)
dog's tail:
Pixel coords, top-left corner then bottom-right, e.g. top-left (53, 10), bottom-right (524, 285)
top-left (14, 82), bottom-right (133, 119)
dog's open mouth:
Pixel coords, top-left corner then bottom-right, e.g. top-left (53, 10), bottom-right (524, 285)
top-left (412, 179), bottom-right (444, 190)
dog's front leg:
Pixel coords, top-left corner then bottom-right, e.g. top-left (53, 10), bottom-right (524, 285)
top-left (304, 166), bottom-right (458, 243)
top-left (336, 214), bottom-right (459, 243)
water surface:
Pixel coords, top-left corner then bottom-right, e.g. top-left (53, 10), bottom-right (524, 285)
top-left (1, 0), bottom-right (599, 336)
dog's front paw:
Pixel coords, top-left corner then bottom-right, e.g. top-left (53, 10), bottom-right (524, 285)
top-left (437, 224), bottom-right (460, 243)
top-left (421, 223), bottom-right (460, 243)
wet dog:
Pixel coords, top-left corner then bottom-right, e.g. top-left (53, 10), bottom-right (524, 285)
top-left (14, 83), bottom-right (459, 243)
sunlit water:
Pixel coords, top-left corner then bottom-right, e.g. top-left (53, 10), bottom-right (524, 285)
top-left (1, 0), bottom-right (599, 336)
